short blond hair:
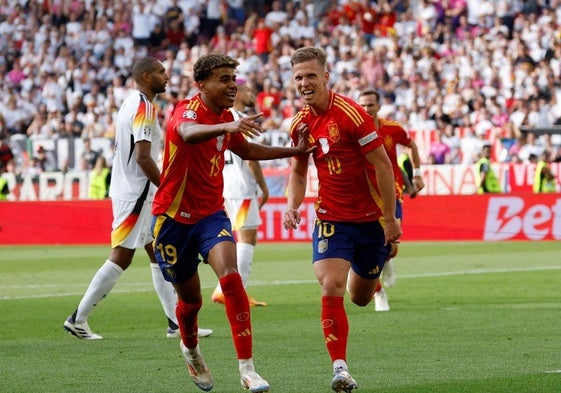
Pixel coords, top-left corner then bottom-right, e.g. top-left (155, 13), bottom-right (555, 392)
top-left (290, 47), bottom-right (327, 69)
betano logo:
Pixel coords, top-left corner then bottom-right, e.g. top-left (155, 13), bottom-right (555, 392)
top-left (484, 197), bottom-right (561, 241)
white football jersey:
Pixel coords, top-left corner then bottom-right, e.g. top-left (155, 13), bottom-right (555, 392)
top-left (109, 90), bottom-right (160, 201)
top-left (223, 109), bottom-right (259, 199)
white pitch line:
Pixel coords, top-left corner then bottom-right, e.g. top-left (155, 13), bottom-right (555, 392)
top-left (1, 265), bottom-right (561, 301)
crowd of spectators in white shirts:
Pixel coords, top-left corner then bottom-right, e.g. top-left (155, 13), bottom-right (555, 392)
top-left (1, 0), bottom-right (561, 179)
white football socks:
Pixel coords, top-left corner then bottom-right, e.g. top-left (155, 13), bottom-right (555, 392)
top-left (75, 260), bottom-right (123, 324)
top-left (151, 263), bottom-right (178, 326)
top-left (236, 243), bottom-right (254, 286)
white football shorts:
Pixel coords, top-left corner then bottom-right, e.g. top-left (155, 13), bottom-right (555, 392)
top-left (224, 197), bottom-right (262, 231)
top-left (110, 198), bottom-right (154, 249)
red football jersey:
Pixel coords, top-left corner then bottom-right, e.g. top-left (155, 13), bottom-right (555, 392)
top-left (152, 94), bottom-right (245, 224)
top-left (378, 118), bottom-right (413, 202)
top-left (290, 91), bottom-right (385, 222)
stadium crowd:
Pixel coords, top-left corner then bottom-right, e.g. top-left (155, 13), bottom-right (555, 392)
top-left (1, 0), bottom-right (561, 179)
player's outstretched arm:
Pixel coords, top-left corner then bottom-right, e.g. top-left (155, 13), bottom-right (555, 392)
top-left (178, 113), bottom-right (265, 144)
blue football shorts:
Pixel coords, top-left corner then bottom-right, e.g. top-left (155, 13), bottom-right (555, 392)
top-left (151, 210), bottom-right (235, 283)
top-left (312, 218), bottom-right (391, 279)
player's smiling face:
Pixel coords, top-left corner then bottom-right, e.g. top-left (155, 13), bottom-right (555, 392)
top-left (200, 66), bottom-right (238, 113)
top-left (292, 59), bottom-right (330, 110)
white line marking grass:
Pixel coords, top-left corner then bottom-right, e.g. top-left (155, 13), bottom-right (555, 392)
top-left (2, 265), bottom-right (560, 301)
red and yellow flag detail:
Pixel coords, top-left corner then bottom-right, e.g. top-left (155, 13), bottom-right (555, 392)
top-left (111, 212), bottom-right (140, 247)
top-left (233, 199), bottom-right (251, 231)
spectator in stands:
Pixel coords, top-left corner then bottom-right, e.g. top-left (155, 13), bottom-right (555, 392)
top-left (227, 0), bottom-right (246, 29)
top-left (41, 71), bottom-right (65, 113)
top-left (442, 123), bottom-right (462, 164)
top-left (164, 18), bottom-right (187, 51)
top-left (498, 121), bottom-right (521, 162)
top-left (148, 22), bottom-right (168, 57)
top-left (200, 0), bottom-right (225, 40)
top-left (255, 78), bottom-right (282, 120)
top-left (163, 0), bottom-right (185, 25)
top-left (183, 5), bottom-right (202, 47)
top-left (1, 95), bottom-right (28, 136)
top-left (459, 127), bottom-right (481, 165)
top-left (473, 107), bottom-right (494, 138)
top-left (508, 100), bottom-right (529, 130)
top-left (6, 58), bottom-right (26, 88)
top-left (80, 137), bottom-right (101, 170)
top-left (429, 131), bottom-right (451, 164)
top-left (209, 25), bottom-right (230, 53)
top-left (252, 17), bottom-right (274, 64)
top-left (131, 1), bottom-right (152, 47)
top-left (265, 1), bottom-right (288, 26)
top-left (26, 109), bottom-right (52, 140)
top-left (518, 131), bottom-right (544, 163)
top-left (63, 109), bottom-right (85, 138)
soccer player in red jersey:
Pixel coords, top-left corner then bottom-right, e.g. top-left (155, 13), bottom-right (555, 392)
top-left (151, 53), bottom-right (311, 393)
top-left (62, 57), bottom-right (212, 341)
top-left (282, 47), bottom-right (402, 393)
top-left (358, 88), bottom-right (425, 312)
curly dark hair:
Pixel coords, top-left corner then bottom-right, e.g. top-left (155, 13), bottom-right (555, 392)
top-left (193, 54), bottom-right (239, 82)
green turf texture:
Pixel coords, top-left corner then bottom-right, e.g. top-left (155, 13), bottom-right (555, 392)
top-left (1, 241), bottom-right (560, 392)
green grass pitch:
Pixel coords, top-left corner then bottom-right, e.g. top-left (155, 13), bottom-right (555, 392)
top-left (1, 241), bottom-right (560, 392)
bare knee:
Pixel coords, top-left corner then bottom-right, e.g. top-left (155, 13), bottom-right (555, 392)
top-left (109, 247), bottom-right (135, 270)
top-left (348, 292), bottom-right (372, 307)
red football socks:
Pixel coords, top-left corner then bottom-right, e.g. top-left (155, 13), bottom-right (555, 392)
top-left (221, 272), bottom-right (252, 359)
top-left (321, 296), bottom-right (348, 362)
top-left (176, 299), bottom-right (201, 349)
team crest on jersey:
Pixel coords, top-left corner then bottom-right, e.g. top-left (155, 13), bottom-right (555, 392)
top-left (216, 135), bottom-right (225, 151)
top-left (182, 109), bottom-right (197, 119)
top-left (384, 135), bottom-right (394, 150)
top-left (319, 138), bottom-right (330, 154)
top-left (328, 122), bottom-right (340, 142)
